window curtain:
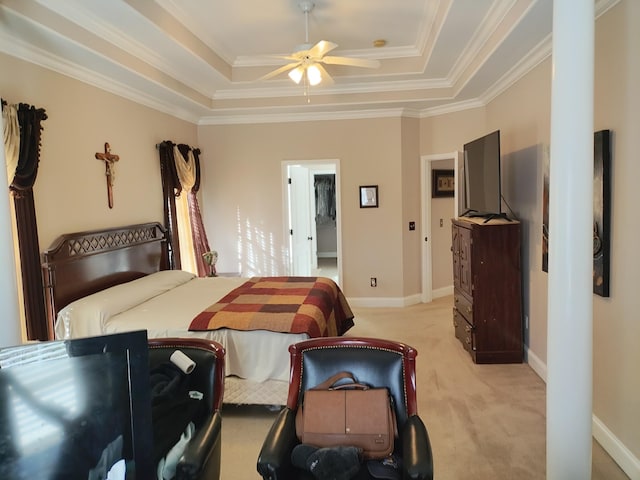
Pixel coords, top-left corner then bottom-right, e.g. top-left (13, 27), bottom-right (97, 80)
top-left (2, 100), bottom-right (48, 340)
top-left (158, 141), bottom-right (211, 277)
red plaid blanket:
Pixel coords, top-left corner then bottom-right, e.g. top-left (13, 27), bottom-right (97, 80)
top-left (188, 276), bottom-right (354, 337)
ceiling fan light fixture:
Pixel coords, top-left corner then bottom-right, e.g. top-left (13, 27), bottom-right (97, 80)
top-left (259, 0), bottom-right (379, 88)
top-left (288, 66), bottom-right (304, 84)
top-left (307, 64), bottom-right (322, 86)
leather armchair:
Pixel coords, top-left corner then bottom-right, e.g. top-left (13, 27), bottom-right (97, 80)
top-left (148, 337), bottom-right (225, 480)
top-left (257, 337), bottom-right (433, 480)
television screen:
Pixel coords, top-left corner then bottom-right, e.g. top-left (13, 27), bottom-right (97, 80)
top-left (463, 130), bottom-right (502, 216)
top-left (0, 331), bottom-right (154, 480)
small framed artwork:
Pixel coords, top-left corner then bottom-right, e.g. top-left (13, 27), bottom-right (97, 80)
top-left (432, 169), bottom-right (455, 198)
top-left (359, 185), bottom-right (378, 208)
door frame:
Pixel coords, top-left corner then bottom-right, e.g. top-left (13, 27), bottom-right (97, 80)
top-left (420, 151), bottom-right (461, 303)
top-left (281, 159), bottom-right (343, 285)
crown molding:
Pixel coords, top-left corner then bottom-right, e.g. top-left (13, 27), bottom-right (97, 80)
top-left (419, 98), bottom-right (485, 118)
top-left (0, 32), bottom-right (202, 124)
top-left (480, 34), bottom-right (552, 106)
top-left (596, 0), bottom-right (621, 18)
top-left (199, 107), bottom-right (420, 126)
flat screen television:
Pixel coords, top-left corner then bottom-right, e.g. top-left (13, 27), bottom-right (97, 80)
top-left (463, 130), bottom-right (503, 218)
top-left (0, 331), bottom-right (154, 480)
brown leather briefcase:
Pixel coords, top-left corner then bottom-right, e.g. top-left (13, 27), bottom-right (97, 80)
top-left (295, 372), bottom-right (396, 459)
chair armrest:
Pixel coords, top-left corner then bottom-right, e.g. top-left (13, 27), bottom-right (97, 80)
top-left (175, 411), bottom-right (222, 480)
top-left (256, 408), bottom-right (299, 480)
top-left (401, 415), bottom-right (434, 480)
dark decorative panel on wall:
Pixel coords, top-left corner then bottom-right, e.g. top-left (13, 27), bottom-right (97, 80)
top-left (542, 148), bottom-right (549, 273)
top-left (542, 130), bottom-right (612, 297)
top-left (593, 129), bottom-right (612, 297)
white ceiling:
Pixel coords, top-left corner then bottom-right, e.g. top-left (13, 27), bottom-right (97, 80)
top-left (0, 0), bottom-right (613, 124)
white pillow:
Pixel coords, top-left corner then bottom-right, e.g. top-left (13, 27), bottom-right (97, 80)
top-left (55, 270), bottom-right (196, 340)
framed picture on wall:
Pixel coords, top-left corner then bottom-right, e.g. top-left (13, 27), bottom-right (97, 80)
top-left (359, 185), bottom-right (378, 208)
top-left (432, 169), bottom-right (455, 198)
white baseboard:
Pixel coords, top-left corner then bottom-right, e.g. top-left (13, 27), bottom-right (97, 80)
top-left (317, 252), bottom-right (337, 258)
top-left (433, 285), bottom-right (454, 298)
top-left (346, 294), bottom-right (422, 308)
top-left (525, 346), bottom-right (547, 382)
top-left (593, 415), bottom-right (640, 480)
top-left (526, 346), bottom-right (639, 479)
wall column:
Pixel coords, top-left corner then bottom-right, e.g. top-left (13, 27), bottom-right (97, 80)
top-left (0, 111), bottom-right (22, 348)
top-left (547, 1), bottom-right (594, 479)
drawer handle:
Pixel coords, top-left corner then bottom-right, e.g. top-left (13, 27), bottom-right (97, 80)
top-left (465, 325), bottom-right (472, 333)
top-left (453, 319), bottom-right (458, 327)
top-left (465, 337), bottom-right (471, 345)
top-left (466, 306), bottom-right (472, 315)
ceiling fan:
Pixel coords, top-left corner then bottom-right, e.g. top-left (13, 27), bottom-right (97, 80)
top-left (260, 1), bottom-right (380, 86)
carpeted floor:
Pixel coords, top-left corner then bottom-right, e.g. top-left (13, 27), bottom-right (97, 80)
top-left (219, 296), bottom-right (629, 479)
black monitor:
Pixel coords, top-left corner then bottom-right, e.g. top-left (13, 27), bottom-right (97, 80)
top-left (0, 331), bottom-right (154, 480)
top-left (463, 130), bottom-right (503, 218)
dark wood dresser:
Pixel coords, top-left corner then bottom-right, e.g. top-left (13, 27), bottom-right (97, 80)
top-left (451, 217), bottom-right (523, 363)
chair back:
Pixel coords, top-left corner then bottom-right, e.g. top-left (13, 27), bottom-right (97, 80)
top-left (286, 337), bottom-right (418, 429)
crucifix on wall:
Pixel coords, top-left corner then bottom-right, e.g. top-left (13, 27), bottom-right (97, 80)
top-left (95, 142), bottom-right (120, 208)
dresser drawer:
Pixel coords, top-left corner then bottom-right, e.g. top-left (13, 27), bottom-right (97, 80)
top-left (454, 290), bottom-right (474, 325)
top-left (453, 309), bottom-right (474, 354)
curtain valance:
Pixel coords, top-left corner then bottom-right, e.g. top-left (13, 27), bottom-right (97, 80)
top-left (158, 141), bottom-right (202, 195)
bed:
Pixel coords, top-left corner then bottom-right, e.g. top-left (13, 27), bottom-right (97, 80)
top-left (41, 222), bottom-right (354, 406)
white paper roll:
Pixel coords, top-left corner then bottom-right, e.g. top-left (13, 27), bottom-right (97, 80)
top-left (170, 350), bottom-right (195, 374)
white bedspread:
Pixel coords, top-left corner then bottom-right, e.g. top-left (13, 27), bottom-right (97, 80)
top-left (55, 272), bottom-right (307, 383)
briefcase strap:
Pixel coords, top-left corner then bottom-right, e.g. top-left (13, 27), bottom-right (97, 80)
top-left (310, 371), bottom-right (358, 390)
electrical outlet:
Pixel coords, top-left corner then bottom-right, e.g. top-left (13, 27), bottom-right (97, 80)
top-left (370, 277), bottom-right (377, 287)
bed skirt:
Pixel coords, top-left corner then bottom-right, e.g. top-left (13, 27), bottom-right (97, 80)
top-left (224, 376), bottom-right (288, 406)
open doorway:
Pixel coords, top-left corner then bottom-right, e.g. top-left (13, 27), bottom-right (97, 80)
top-left (283, 160), bottom-right (342, 285)
top-left (420, 152), bottom-right (461, 302)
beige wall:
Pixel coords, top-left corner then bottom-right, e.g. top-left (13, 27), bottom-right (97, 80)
top-left (1, 0), bottom-right (638, 472)
top-left (591, 0), bottom-right (640, 462)
top-left (485, 58), bottom-right (553, 371)
top-left (400, 117), bottom-right (422, 299)
top-left (197, 118), bottom-right (414, 299)
top-left (0, 52), bottom-right (197, 251)
top-left (420, 107), bottom-right (487, 153)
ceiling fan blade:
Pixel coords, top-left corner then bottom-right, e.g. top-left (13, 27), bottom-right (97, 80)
top-left (267, 54), bottom-right (302, 61)
top-left (308, 40), bottom-right (338, 59)
top-left (322, 56), bottom-right (381, 69)
top-left (314, 63), bottom-right (334, 85)
top-left (258, 62), bottom-right (302, 81)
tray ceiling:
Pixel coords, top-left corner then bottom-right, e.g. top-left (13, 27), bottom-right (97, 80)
top-left (0, 0), bottom-right (612, 124)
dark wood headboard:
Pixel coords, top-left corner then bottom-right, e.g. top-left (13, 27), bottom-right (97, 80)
top-left (41, 222), bottom-right (168, 338)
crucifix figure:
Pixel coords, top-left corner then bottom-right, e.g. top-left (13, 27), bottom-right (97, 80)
top-left (95, 142), bottom-right (120, 208)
